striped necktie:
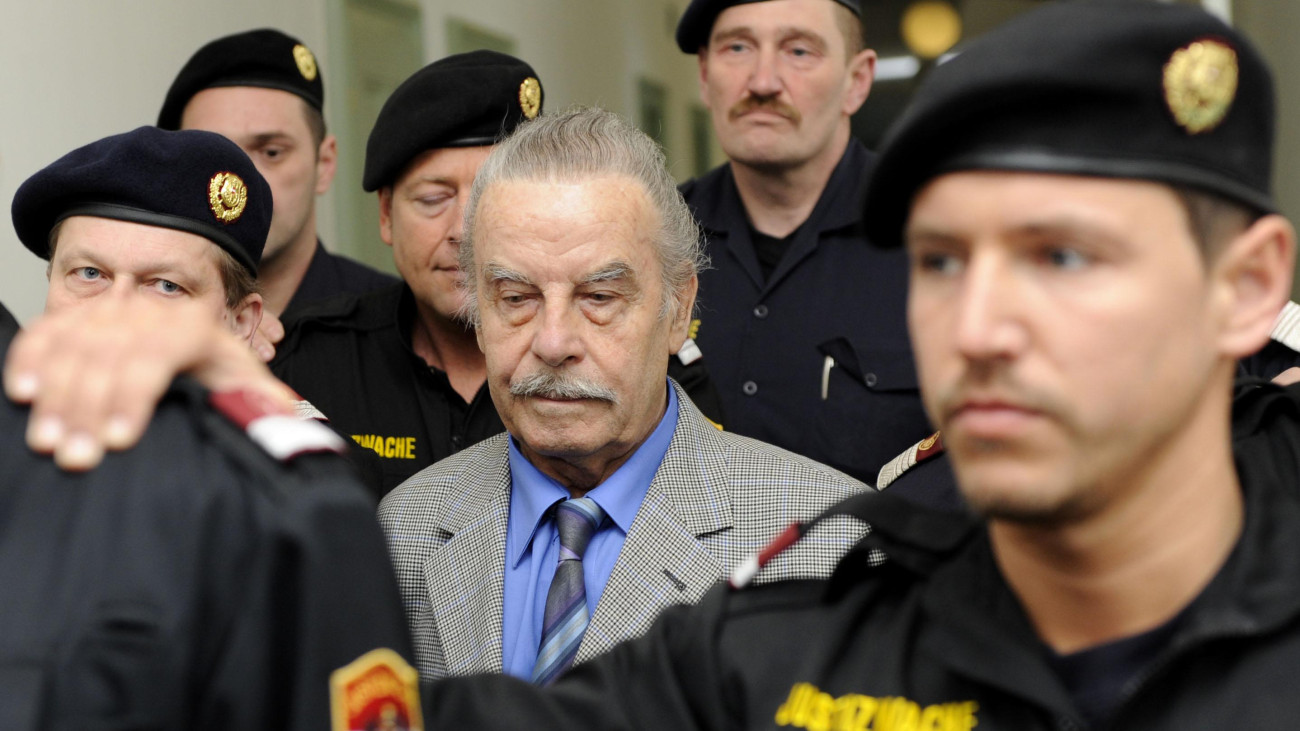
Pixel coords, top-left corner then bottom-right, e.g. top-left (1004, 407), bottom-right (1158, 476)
top-left (532, 497), bottom-right (605, 685)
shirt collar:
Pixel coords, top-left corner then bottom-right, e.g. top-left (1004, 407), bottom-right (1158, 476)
top-left (506, 380), bottom-right (680, 567)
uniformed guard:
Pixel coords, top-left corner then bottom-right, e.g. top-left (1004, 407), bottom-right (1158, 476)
top-left (160, 28), bottom-right (398, 355)
top-left (674, 0), bottom-right (933, 484)
top-left (417, 3), bottom-right (1300, 728)
top-left (10, 126), bottom-right (275, 467)
top-left (272, 51), bottom-right (722, 496)
top-left (1, 125), bottom-right (419, 728)
top-left (1, 320), bottom-right (421, 729)
top-left (269, 50), bottom-right (534, 496)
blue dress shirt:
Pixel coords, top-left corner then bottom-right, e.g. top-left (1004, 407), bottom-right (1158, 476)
top-left (500, 381), bottom-right (680, 679)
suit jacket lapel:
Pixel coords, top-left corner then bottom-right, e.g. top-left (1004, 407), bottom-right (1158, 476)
top-left (578, 384), bottom-right (735, 662)
top-left (422, 442), bottom-right (512, 675)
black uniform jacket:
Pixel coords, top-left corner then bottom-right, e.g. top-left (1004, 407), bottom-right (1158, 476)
top-left (681, 141), bottom-right (932, 483)
top-left (426, 381), bottom-right (1300, 729)
top-left (274, 282), bottom-right (504, 496)
top-left (0, 362), bottom-right (415, 729)
top-left (0, 302), bottom-right (19, 342)
top-left (281, 240), bottom-right (398, 319)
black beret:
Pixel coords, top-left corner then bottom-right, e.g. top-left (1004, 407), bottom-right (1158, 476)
top-left (12, 126), bottom-right (272, 275)
top-left (157, 28), bottom-right (324, 130)
top-left (864, 0), bottom-right (1274, 248)
top-left (675, 0), bottom-right (861, 53)
top-left (362, 50), bottom-right (544, 192)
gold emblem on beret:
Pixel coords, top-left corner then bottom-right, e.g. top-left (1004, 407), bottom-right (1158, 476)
top-left (208, 172), bottom-right (248, 224)
top-left (519, 77), bottom-right (542, 120)
top-left (292, 43), bottom-right (318, 82)
top-left (1163, 39), bottom-right (1238, 135)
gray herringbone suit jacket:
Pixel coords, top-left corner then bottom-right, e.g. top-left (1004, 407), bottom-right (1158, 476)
top-left (378, 380), bottom-right (870, 681)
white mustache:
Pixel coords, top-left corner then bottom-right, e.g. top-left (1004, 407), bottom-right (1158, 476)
top-left (509, 370), bottom-right (619, 403)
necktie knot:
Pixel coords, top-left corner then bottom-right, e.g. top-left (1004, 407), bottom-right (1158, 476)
top-left (554, 497), bottom-right (604, 561)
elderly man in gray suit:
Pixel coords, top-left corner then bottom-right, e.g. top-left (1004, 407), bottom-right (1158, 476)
top-left (377, 107), bottom-right (870, 684)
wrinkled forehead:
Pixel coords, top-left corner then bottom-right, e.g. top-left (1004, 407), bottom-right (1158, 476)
top-left (473, 177), bottom-right (661, 273)
top-left (711, 0), bottom-right (841, 36)
top-left (474, 176), bottom-right (658, 236)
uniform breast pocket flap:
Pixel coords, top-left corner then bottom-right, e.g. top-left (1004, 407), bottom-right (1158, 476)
top-left (817, 337), bottom-right (919, 396)
top-left (55, 601), bottom-right (170, 723)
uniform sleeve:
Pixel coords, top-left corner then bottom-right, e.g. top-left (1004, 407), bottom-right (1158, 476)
top-left (197, 455), bottom-right (416, 731)
top-left (424, 586), bottom-right (740, 731)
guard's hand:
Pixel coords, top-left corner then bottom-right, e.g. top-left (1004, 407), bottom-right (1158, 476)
top-left (4, 297), bottom-right (296, 471)
top-left (252, 310), bottom-right (285, 362)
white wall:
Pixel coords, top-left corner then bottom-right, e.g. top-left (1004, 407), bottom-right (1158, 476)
top-left (0, 0), bottom-right (332, 324)
top-left (416, 0), bottom-right (707, 180)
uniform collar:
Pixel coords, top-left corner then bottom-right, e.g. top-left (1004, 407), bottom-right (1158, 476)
top-left (506, 380), bottom-right (680, 567)
top-left (393, 285), bottom-right (457, 384)
top-left (281, 239), bottom-right (330, 314)
top-left (689, 139), bottom-right (875, 238)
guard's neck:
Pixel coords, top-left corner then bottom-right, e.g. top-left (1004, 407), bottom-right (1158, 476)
top-left (257, 223), bottom-right (319, 315)
top-left (410, 303), bottom-right (485, 404)
top-left (730, 127), bottom-right (850, 239)
top-left (989, 387), bottom-right (1243, 655)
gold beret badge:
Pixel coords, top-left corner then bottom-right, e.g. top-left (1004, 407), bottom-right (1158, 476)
top-left (1163, 39), bottom-right (1239, 135)
top-left (293, 43), bottom-right (318, 82)
top-left (208, 172), bottom-right (248, 224)
top-left (519, 77), bottom-right (541, 120)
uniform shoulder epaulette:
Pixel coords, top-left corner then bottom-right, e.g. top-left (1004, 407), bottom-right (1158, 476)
top-left (676, 164), bottom-right (731, 230)
top-left (675, 336), bottom-right (703, 366)
top-left (876, 431), bottom-right (944, 490)
top-left (210, 389), bottom-right (346, 462)
top-left (293, 398), bottom-right (329, 422)
top-left (1271, 300), bottom-right (1300, 352)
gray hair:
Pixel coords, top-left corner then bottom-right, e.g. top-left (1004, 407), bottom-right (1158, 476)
top-left (459, 107), bottom-right (707, 326)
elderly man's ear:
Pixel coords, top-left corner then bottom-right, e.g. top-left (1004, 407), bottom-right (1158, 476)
top-left (668, 275), bottom-right (699, 353)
